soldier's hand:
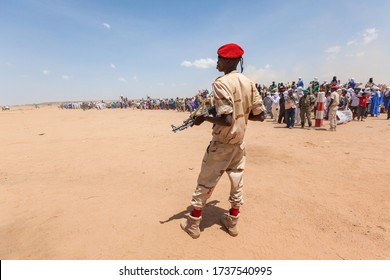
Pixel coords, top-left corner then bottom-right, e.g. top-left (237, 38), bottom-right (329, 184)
top-left (193, 115), bottom-right (206, 126)
top-left (249, 111), bottom-right (265, 122)
top-left (258, 111), bottom-right (266, 122)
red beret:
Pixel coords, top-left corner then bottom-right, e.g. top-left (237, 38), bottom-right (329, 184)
top-left (217, 43), bottom-right (244, 58)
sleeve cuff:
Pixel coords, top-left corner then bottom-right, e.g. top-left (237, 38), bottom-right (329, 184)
top-left (217, 104), bottom-right (233, 116)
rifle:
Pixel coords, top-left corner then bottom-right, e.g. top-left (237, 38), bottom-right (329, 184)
top-left (171, 92), bottom-right (216, 133)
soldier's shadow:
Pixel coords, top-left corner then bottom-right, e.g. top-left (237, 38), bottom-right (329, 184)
top-left (159, 200), bottom-right (226, 231)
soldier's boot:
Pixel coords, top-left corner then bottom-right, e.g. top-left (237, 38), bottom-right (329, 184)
top-left (220, 213), bottom-right (240, 237)
top-left (180, 214), bottom-right (201, 239)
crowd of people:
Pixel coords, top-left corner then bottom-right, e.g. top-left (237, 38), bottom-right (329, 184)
top-left (128, 90), bottom-right (210, 112)
top-left (56, 77), bottom-right (390, 130)
top-left (257, 76), bottom-right (390, 130)
top-left (58, 89), bottom-right (211, 113)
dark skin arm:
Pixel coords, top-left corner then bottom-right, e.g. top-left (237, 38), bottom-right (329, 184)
top-left (193, 113), bottom-right (232, 126)
top-left (193, 110), bottom-right (265, 126)
top-left (328, 98), bottom-right (334, 110)
top-left (248, 111), bottom-right (266, 122)
top-left (326, 98), bottom-right (334, 119)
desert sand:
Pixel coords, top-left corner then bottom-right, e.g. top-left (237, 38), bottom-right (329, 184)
top-left (0, 105), bottom-right (389, 260)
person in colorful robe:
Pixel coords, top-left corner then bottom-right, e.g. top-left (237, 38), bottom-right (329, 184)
top-left (369, 86), bottom-right (382, 117)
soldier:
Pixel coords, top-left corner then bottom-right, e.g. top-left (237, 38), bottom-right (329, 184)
top-left (327, 86), bottom-right (340, 131)
top-left (299, 89), bottom-right (312, 128)
top-left (180, 43), bottom-right (265, 239)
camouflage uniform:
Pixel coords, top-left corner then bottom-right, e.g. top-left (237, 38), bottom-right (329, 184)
top-left (328, 91), bottom-right (340, 130)
top-left (191, 70), bottom-right (264, 210)
top-left (299, 94), bottom-right (312, 128)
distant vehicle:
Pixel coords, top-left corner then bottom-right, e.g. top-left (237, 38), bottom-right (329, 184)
top-left (2, 106), bottom-right (10, 111)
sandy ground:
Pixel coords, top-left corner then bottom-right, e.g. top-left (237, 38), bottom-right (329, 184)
top-left (0, 105), bottom-right (389, 260)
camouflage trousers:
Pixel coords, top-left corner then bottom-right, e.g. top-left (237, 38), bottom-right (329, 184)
top-left (300, 107), bottom-right (312, 127)
top-left (191, 141), bottom-right (246, 210)
top-left (329, 107), bottom-right (338, 129)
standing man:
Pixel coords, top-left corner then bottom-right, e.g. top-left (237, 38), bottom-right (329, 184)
top-left (297, 77), bottom-right (304, 88)
top-left (180, 43), bottom-right (265, 239)
top-left (278, 91), bottom-right (286, 124)
top-left (285, 89), bottom-right (296, 129)
top-left (350, 88), bottom-right (360, 120)
top-left (299, 89), bottom-right (312, 128)
top-left (369, 86), bottom-right (382, 117)
top-left (343, 88), bottom-right (352, 110)
top-left (294, 87), bottom-right (304, 125)
top-left (263, 92), bottom-right (273, 119)
top-left (357, 91), bottom-right (369, 121)
top-left (383, 86), bottom-right (390, 120)
top-left (271, 90), bottom-right (280, 122)
top-left (327, 86), bottom-right (340, 131)
top-left (348, 77), bottom-right (356, 89)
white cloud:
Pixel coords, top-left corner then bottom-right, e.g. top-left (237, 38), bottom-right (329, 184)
top-left (363, 28), bottom-right (378, 44)
top-left (181, 58), bottom-right (216, 69)
top-left (133, 76), bottom-right (138, 81)
top-left (42, 69), bottom-right (51, 75)
top-left (346, 28), bottom-right (378, 48)
top-left (62, 75), bottom-right (70, 80)
top-left (325, 45), bottom-right (342, 61)
top-left (181, 61), bottom-right (192, 67)
top-left (342, 28), bottom-right (378, 60)
top-left (243, 65), bottom-right (278, 85)
top-left (110, 63), bottom-right (116, 69)
top-left (117, 77), bottom-right (127, 83)
top-left (345, 51), bottom-right (365, 57)
top-left (325, 45), bottom-right (341, 54)
top-left (169, 82), bottom-right (186, 87)
top-left (102, 22), bottom-right (111, 29)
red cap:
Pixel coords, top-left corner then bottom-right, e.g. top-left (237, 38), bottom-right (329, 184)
top-left (217, 43), bottom-right (244, 58)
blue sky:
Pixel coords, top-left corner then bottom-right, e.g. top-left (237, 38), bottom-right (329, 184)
top-left (1, 0), bottom-right (390, 105)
